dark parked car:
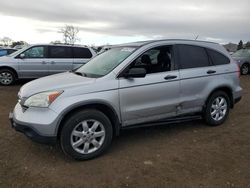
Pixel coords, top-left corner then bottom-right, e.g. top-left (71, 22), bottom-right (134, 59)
top-left (232, 49), bottom-right (250, 75)
top-left (0, 48), bottom-right (17, 57)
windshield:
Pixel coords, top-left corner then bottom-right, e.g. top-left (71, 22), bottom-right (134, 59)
top-left (76, 47), bottom-right (136, 78)
top-left (232, 49), bottom-right (250, 58)
top-left (8, 45), bottom-right (30, 57)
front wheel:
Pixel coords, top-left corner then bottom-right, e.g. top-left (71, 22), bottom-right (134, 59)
top-left (60, 110), bottom-right (113, 160)
top-left (0, 69), bottom-right (15, 85)
top-left (204, 91), bottom-right (230, 126)
top-left (241, 63), bottom-right (249, 75)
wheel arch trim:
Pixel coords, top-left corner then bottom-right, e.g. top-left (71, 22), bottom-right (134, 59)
top-left (0, 66), bottom-right (18, 79)
top-left (204, 85), bottom-right (234, 109)
top-left (55, 100), bottom-right (121, 138)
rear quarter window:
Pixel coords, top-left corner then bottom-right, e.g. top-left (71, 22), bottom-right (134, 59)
top-left (73, 47), bottom-right (92, 58)
top-left (207, 49), bottom-right (230, 65)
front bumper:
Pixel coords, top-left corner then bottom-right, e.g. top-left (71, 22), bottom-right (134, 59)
top-left (9, 106), bottom-right (57, 145)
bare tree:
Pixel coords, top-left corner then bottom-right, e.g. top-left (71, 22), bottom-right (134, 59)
top-left (59, 25), bottom-right (80, 45)
top-left (245, 41), bottom-right (250, 49)
top-left (0, 37), bottom-right (13, 46)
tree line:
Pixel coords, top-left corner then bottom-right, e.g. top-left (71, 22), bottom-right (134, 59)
top-left (0, 25), bottom-right (80, 47)
top-left (237, 40), bottom-right (250, 50)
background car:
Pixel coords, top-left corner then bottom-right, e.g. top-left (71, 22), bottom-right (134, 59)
top-left (0, 48), bottom-right (17, 57)
top-left (232, 49), bottom-right (250, 75)
top-left (0, 44), bottom-right (96, 85)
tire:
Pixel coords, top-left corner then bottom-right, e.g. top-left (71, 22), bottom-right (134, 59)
top-left (60, 109), bottom-right (113, 160)
top-left (204, 91), bottom-right (230, 126)
top-left (241, 63), bottom-right (249, 75)
top-left (0, 69), bottom-right (16, 85)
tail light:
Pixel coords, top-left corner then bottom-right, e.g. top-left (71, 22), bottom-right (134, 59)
top-left (234, 61), bottom-right (240, 78)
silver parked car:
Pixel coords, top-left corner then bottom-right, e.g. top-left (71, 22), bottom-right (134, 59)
top-left (0, 44), bottom-right (96, 85)
top-left (10, 39), bottom-right (242, 160)
top-left (232, 49), bottom-right (250, 75)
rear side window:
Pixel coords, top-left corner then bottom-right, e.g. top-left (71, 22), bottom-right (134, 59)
top-left (73, 47), bottom-right (92, 58)
top-left (177, 45), bottom-right (210, 69)
top-left (207, 49), bottom-right (230, 65)
top-left (49, 46), bottom-right (72, 58)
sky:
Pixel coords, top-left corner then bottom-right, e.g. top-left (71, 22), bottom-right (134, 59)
top-left (0, 0), bottom-right (249, 45)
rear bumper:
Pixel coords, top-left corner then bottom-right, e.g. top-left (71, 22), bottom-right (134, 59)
top-left (9, 112), bottom-right (56, 145)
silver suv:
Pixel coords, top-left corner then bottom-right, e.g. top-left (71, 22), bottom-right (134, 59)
top-left (0, 44), bottom-right (96, 85)
top-left (10, 40), bottom-right (242, 160)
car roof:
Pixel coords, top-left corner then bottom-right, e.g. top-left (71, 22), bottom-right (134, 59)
top-left (116, 39), bottom-right (218, 47)
top-left (29, 44), bottom-right (89, 48)
top-left (114, 39), bottom-right (229, 57)
top-left (0, 47), bottom-right (16, 50)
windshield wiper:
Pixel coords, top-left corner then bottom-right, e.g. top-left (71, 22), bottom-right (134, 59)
top-left (72, 71), bottom-right (88, 77)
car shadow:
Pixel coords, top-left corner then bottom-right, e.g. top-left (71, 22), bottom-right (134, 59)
top-left (13, 79), bottom-right (35, 86)
top-left (108, 119), bottom-right (210, 153)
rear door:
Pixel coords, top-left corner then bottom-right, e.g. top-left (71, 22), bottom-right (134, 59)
top-left (73, 47), bottom-right (94, 70)
top-left (17, 45), bottom-right (49, 78)
top-left (176, 44), bottom-right (216, 114)
top-left (48, 46), bottom-right (73, 75)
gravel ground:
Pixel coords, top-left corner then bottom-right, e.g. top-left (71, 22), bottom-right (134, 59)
top-left (0, 77), bottom-right (250, 188)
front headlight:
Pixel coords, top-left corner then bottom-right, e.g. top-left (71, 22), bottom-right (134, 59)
top-left (24, 91), bottom-right (63, 108)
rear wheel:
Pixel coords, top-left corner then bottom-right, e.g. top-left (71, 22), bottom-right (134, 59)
top-left (204, 91), bottom-right (230, 126)
top-left (0, 69), bottom-right (15, 85)
top-left (60, 109), bottom-right (113, 160)
top-left (241, 63), bottom-right (249, 75)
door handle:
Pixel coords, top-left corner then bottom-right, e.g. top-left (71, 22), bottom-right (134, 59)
top-left (164, 75), bottom-right (177, 80)
top-left (41, 61), bottom-right (47, 64)
top-left (207, 70), bottom-right (216, 74)
top-left (51, 61), bottom-right (56, 64)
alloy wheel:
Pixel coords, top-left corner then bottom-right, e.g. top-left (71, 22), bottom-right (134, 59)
top-left (0, 72), bottom-right (13, 85)
top-left (210, 96), bottom-right (228, 121)
top-left (70, 119), bottom-right (106, 154)
top-left (241, 64), bottom-right (249, 75)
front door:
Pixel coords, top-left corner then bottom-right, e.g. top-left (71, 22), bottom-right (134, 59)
top-left (118, 45), bottom-right (181, 126)
top-left (18, 46), bottom-right (49, 78)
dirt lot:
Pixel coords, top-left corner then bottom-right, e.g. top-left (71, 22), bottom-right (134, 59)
top-left (0, 77), bottom-right (250, 188)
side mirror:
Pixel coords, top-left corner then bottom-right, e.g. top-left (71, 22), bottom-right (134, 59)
top-left (124, 67), bottom-right (146, 78)
top-left (19, 53), bottom-right (25, 59)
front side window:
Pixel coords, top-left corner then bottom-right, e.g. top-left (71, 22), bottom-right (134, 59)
top-left (49, 46), bottom-right (72, 58)
top-left (76, 47), bottom-right (136, 78)
top-left (23, 46), bottom-right (45, 58)
top-left (128, 46), bottom-right (174, 74)
top-left (177, 45), bottom-right (210, 69)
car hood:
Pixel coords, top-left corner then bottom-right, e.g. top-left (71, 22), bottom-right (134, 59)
top-left (19, 72), bottom-right (96, 98)
top-left (232, 56), bottom-right (248, 61)
top-left (0, 56), bottom-right (13, 62)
